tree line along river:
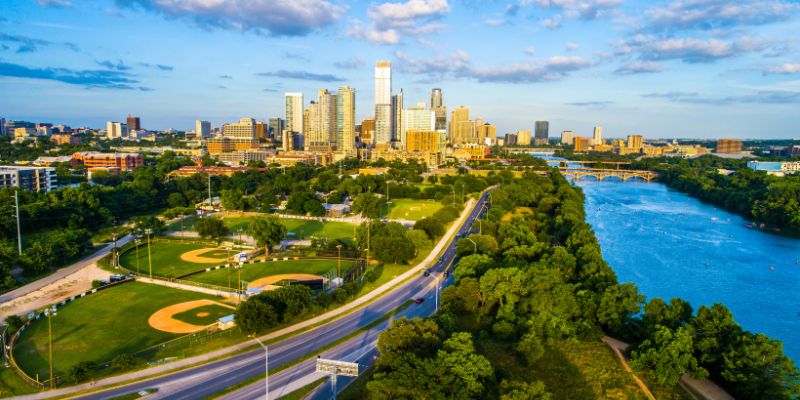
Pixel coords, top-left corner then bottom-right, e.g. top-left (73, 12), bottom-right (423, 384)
top-left (576, 179), bottom-right (800, 362)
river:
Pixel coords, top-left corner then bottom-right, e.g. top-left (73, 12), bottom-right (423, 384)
top-left (576, 180), bottom-right (800, 362)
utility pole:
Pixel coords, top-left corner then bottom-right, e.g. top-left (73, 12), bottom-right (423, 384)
top-left (146, 229), bottom-right (153, 279)
top-left (336, 244), bottom-right (343, 284)
top-left (14, 191), bottom-right (21, 255)
top-left (207, 174), bottom-right (212, 210)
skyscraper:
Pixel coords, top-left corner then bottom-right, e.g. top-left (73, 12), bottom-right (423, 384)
top-left (593, 126), bottom-right (603, 146)
top-left (449, 106), bottom-right (473, 145)
top-left (374, 61), bottom-right (392, 146)
top-left (431, 88), bottom-right (447, 132)
top-left (561, 130), bottom-right (575, 145)
top-left (360, 119), bottom-right (375, 146)
top-left (534, 121), bottom-right (549, 145)
top-left (106, 121), bottom-right (129, 139)
top-left (336, 86), bottom-right (356, 155)
top-left (126, 114), bottom-right (141, 131)
top-left (195, 120), bottom-right (211, 138)
top-left (285, 92), bottom-right (304, 135)
top-left (303, 101), bottom-right (321, 150)
top-left (517, 130), bottom-right (532, 145)
top-left (401, 102), bottom-right (435, 149)
top-left (317, 89), bottom-right (337, 147)
top-left (627, 134), bottom-right (643, 150)
top-left (221, 118), bottom-right (257, 139)
top-left (392, 89), bottom-right (403, 145)
top-left (476, 123), bottom-right (496, 145)
top-left (268, 118), bottom-right (284, 138)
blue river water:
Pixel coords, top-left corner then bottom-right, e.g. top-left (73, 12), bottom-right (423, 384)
top-left (576, 180), bottom-right (800, 362)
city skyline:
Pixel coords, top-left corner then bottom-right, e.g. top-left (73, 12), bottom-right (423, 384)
top-left (1, 1), bottom-right (800, 138)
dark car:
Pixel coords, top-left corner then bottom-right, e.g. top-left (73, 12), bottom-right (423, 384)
top-left (414, 297), bottom-right (425, 304)
top-left (443, 271), bottom-right (450, 278)
top-left (424, 270), bottom-right (431, 277)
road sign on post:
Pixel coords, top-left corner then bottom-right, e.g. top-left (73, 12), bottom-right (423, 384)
top-left (316, 358), bottom-right (359, 399)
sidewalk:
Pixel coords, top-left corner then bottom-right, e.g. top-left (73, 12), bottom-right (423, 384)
top-left (12, 196), bottom-right (478, 400)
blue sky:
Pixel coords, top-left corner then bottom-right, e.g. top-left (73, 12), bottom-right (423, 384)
top-left (1, 0), bottom-right (799, 139)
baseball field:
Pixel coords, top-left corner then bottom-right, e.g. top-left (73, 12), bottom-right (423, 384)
top-left (118, 241), bottom-right (234, 278)
top-left (385, 199), bottom-right (443, 221)
top-left (12, 282), bottom-right (233, 382)
top-left (169, 215), bottom-right (357, 243)
top-left (185, 258), bottom-right (355, 289)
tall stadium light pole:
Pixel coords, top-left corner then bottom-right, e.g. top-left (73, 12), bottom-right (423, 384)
top-left (466, 237), bottom-right (477, 254)
top-left (237, 260), bottom-right (243, 304)
top-left (207, 174), bottom-right (212, 210)
top-left (135, 239), bottom-right (141, 275)
top-left (146, 229), bottom-right (153, 279)
top-left (366, 220), bottom-right (370, 267)
top-left (336, 245), bottom-right (343, 285)
top-left (14, 190), bottom-right (21, 255)
top-left (252, 336), bottom-right (269, 400)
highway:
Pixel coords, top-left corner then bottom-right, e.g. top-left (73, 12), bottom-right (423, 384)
top-left (53, 190), bottom-right (490, 400)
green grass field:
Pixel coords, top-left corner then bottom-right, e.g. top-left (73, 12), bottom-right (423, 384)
top-left (172, 304), bottom-right (233, 326)
top-left (12, 282), bottom-right (223, 381)
top-left (118, 241), bottom-right (227, 278)
top-left (385, 199), bottom-right (443, 221)
top-left (185, 259), bottom-right (355, 288)
top-left (169, 215), bottom-right (358, 243)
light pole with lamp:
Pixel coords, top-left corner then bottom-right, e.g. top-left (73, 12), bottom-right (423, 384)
top-left (43, 305), bottom-right (57, 390)
top-left (145, 229), bottom-right (153, 279)
top-left (251, 335), bottom-right (269, 400)
top-left (226, 247), bottom-right (232, 297)
top-left (466, 237), bottom-right (477, 254)
top-left (134, 238), bottom-right (141, 275)
top-left (237, 259), bottom-right (244, 304)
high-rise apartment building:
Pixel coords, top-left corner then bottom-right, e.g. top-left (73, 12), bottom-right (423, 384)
top-left (0, 118), bottom-right (5, 135)
top-left (268, 118), bottom-right (285, 138)
top-left (406, 130), bottom-right (442, 153)
top-left (476, 123), bottom-right (496, 145)
top-left (195, 120), bottom-right (211, 138)
top-left (126, 114), bottom-right (141, 131)
top-left (285, 92), bottom-right (304, 135)
top-left (374, 61), bottom-right (392, 145)
top-left (626, 134), bottom-right (643, 150)
top-left (534, 121), bottom-right (549, 145)
top-left (303, 101), bottom-right (322, 150)
top-left (221, 118), bottom-right (257, 139)
top-left (392, 89), bottom-right (403, 145)
top-left (401, 102), bottom-right (435, 149)
top-left (593, 126), bottom-right (603, 146)
top-left (449, 106), bottom-right (474, 145)
top-left (256, 122), bottom-right (268, 140)
top-left (430, 88), bottom-right (447, 132)
top-left (336, 86), bottom-right (356, 155)
top-left (561, 130), bottom-right (575, 145)
top-left (504, 133), bottom-right (518, 146)
top-left (106, 121), bottom-right (129, 139)
top-left (317, 89), bottom-right (337, 146)
top-left (517, 130), bottom-right (532, 146)
top-left (0, 166), bottom-right (56, 192)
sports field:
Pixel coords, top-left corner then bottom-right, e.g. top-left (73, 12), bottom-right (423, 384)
top-left (185, 259), bottom-right (354, 288)
top-left (385, 199), bottom-right (443, 221)
top-left (118, 241), bottom-right (231, 278)
top-left (170, 215), bottom-right (357, 242)
top-left (12, 282), bottom-right (227, 381)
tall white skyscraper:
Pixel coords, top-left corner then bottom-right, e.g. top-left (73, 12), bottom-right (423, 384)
top-left (336, 86), bottom-right (356, 155)
top-left (374, 60), bottom-right (392, 146)
top-left (593, 126), bottom-right (603, 146)
top-left (285, 92), bottom-right (304, 135)
top-left (195, 120), bottom-right (211, 138)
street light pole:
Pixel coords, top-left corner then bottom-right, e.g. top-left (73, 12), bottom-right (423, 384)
top-left (135, 239), bottom-right (140, 275)
top-left (466, 237), bottom-right (477, 254)
top-left (252, 336), bottom-right (270, 400)
top-left (336, 244), bottom-right (342, 285)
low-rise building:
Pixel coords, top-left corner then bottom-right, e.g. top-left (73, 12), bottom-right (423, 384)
top-left (72, 152), bottom-right (144, 171)
top-left (34, 155), bottom-right (76, 167)
top-left (747, 161), bottom-right (800, 177)
top-left (216, 149), bottom-right (271, 164)
top-left (167, 165), bottom-right (268, 178)
top-left (716, 138), bottom-right (743, 154)
top-left (50, 133), bottom-right (80, 146)
top-left (0, 166), bottom-right (56, 192)
top-left (573, 137), bottom-right (591, 152)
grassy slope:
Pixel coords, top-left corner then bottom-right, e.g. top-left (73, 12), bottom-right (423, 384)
top-left (12, 282), bottom-right (220, 380)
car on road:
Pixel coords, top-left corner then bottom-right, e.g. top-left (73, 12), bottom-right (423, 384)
top-left (414, 297), bottom-right (425, 304)
top-left (443, 271), bottom-right (450, 278)
top-left (423, 270), bottom-right (431, 277)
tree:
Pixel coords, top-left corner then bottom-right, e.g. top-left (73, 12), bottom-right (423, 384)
top-left (248, 216), bottom-right (287, 256)
top-left (370, 222), bottom-right (416, 264)
top-left (642, 297), bottom-right (693, 334)
top-left (406, 229), bottom-right (431, 255)
top-left (517, 330), bottom-right (545, 365)
top-left (131, 216), bottom-right (166, 237)
top-left (66, 361), bottom-right (96, 383)
top-left (500, 380), bottom-right (552, 400)
top-left (597, 283), bottom-right (643, 335)
top-left (453, 254), bottom-right (493, 281)
top-left (721, 332), bottom-right (800, 399)
top-left (111, 354), bottom-right (135, 370)
top-left (194, 217), bottom-right (229, 243)
top-left (235, 297), bottom-right (279, 333)
top-left (436, 332), bottom-right (494, 397)
top-left (456, 234), bottom-right (499, 256)
top-left (377, 318), bottom-right (442, 364)
top-left (414, 217), bottom-right (444, 238)
top-left (351, 193), bottom-right (385, 218)
top-left (690, 303), bottom-right (741, 367)
top-left (631, 325), bottom-right (707, 386)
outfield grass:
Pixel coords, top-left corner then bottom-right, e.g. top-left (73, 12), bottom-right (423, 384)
top-left (12, 282), bottom-right (223, 381)
top-left (169, 215), bottom-right (358, 243)
top-left (185, 259), bottom-right (355, 288)
top-left (172, 304), bottom-right (233, 326)
top-left (118, 241), bottom-right (226, 278)
top-left (385, 199), bottom-right (443, 221)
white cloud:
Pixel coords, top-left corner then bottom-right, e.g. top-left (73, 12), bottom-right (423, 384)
top-left (542, 15), bottom-right (562, 29)
top-left (524, 47), bottom-right (536, 55)
top-left (117, 0), bottom-right (345, 36)
top-left (345, 0), bottom-right (450, 45)
top-left (566, 42), bottom-right (580, 51)
top-left (616, 35), bottom-right (770, 63)
top-left (615, 61), bottom-right (663, 74)
top-left (642, 0), bottom-right (799, 33)
top-left (763, 63), bottom-right (800, 75)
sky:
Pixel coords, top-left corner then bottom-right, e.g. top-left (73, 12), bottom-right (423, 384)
top-left (1, 0), bottom-right (800, 139)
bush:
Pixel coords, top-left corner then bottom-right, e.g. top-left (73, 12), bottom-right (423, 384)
top-left (91, 280), bottom-right (104, 289)
top-left (111, 354), bottom-right (136, 370)
top-left (66, 361), bottom-right (96, 383)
